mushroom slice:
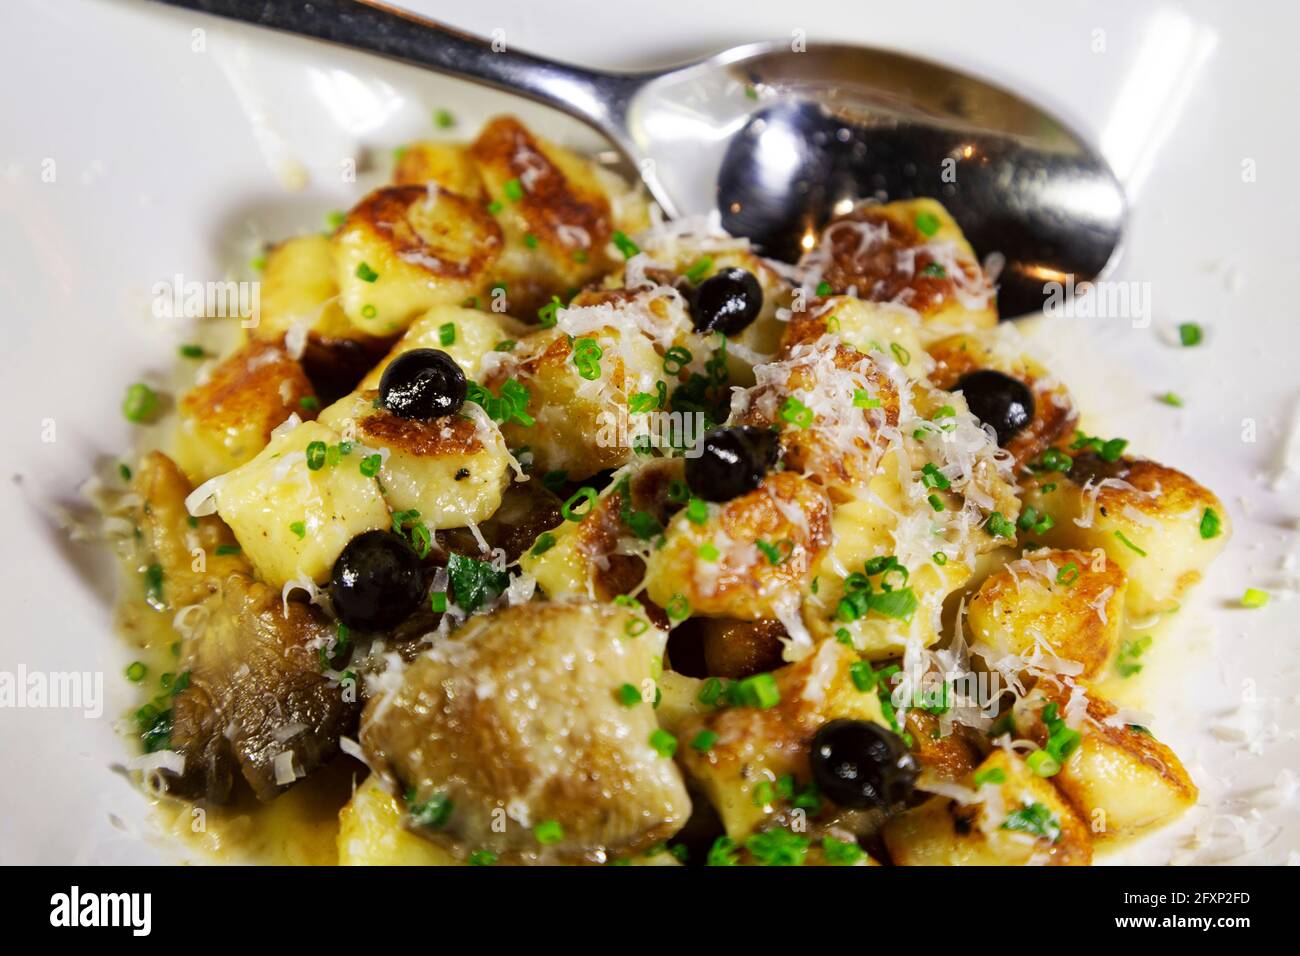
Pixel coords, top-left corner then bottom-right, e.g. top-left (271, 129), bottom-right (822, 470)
top-left (134, 452), bottom-right (359, 803)
top-left (360, 601), bottom-right (691, 864)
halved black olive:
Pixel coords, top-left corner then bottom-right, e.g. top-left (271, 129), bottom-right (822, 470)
top-left (809, 719), bottom-right (917, 811)
top-left (684, 425), bottom-right (778, 502)
top-left (690, 268), bottom-right (763, 335)
top-left (330, 531), bottom-right (426, 632)
top-left (379, 348), bottom-right (466, 420)
top-left (955, 369), bottom-right (1034, 445)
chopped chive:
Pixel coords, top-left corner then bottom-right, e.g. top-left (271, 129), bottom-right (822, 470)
top-left (684, 499), bottom-right (710, 528)
top-left (561, 486), bottom-right (597, 522)
top-left (612, 231), bottom-right (640, 259)
top-left (683, 256), bottom-right (713, 282)
top-left (533, 819), bottom-right (564, 844)
top-left (355, 261), bottom-right (379, 283)
top-left (1113, 529), bottom-right (1147, 556)
top-left (1116, 634), bottom-right (1150, 677)
top-left (849, 660), bottom-right (875, 692)
top-left (914, 211), bottom-right (941, 237)
top-left (179, 344), bottom-right (206, 359)
top-left (438, 322), bottom-right (456, 346)
top-left (408, 792), bottom-right (453, 829)
top-left (690, 730), bottom-right (718, 753)
top-left (985, 512), bottom-right (1015, 539)
top-left (305, 440), bottom-right (327, 470)
top-left (1159, 391), bottom-right (1184, 407)
top-left (755, 539), bottom-right (788, 565)
top-left (504, 178), bottom-right (524, 202)
top-left (973, 767), bottom-right (1006, 787)
top-left (662, 345), bottom-right (692, 375)
top-left (1241, 588), bottom-right (1269, 609)
top-left (289, 521), bottom-right (306, 539)
top-left (125, 661), bottom-right (147, 683)
top-left (736, 672), bottom-right (780, 709)
top-left (920, 463), bottom-right (950, 490)
top-left (1177, 322), bottom-right (1203, 346)
top-left (530, 531), bottom-right (557, 557)
top-left (122, 383), bottom-right (159, 423)
top-left (359, 453), bottom-right (382, 477)
top-left (537, 295), bottom-right (562, 328)
top-left (1199, 508), bottom-right (1221, 540)
top-left (649, 729), bottom-right (677, 758)
top-left (616, 683), bottom-right (641, 707)
top-left (1026, 749), bottom-right (1061, 777)
top-left (780, 396), bottom-right (814, 429)
top-left (433, 108), bottom-right (455, 129)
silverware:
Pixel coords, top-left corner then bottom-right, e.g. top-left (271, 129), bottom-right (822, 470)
top-left (144, 0), bottom-right (1126, 316)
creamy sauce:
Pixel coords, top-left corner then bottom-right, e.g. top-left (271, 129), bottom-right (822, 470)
top-left (151, 760), bottom-right (355, 865)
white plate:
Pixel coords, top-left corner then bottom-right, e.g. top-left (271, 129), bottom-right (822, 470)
top-left (1, 0), bottom-right (1296, 865)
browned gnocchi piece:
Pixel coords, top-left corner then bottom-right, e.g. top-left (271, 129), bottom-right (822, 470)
top-left (801, 198), bottom-right (998, 335)
top-left (1021, 452), bottom-right (1230, 619)
top-left (967, 547), bottom-right (1127, 680)
top-left (643, 471), bottom-right (832, 624)
top-left (883, 749), bottom-right (1092, 865)
top-left (176, 341), bottom-right (316, 482)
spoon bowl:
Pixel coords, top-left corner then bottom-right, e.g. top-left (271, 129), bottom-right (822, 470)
top-left (624, 41), bottom-right (1125, 315)
top-left (146, 0), bottom-right (1126, 316)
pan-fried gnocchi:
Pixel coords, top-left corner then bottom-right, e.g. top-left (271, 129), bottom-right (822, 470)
top-left (175, 341), bottom-right (316, 482)
top-left (105, 113), bottom-right (1230, 868)
top-left (318, 391), bottom-right (513, 530)
top-left (967, 547), bottom-right (1127, 679)
top-left (334, 185), bottom-right (503, 336)
top-left (211, 419), bottom-right (390, 588)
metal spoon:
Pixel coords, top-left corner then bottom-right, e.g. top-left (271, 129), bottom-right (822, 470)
top-left (146, 0), bottom-right (1125, 317)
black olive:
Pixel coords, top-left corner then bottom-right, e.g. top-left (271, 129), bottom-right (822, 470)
top-left (378, 348), bottom-right (466, 420)
top-left (954, 369), bottom-right (1035, 446)
top-left (690, 268), bottom-right (763, 335)
top-left (809, 719), bottom-right (917, 811)
top-left (329, 530), bottom-right (426, 632)
top-left (684, 425), bottom-right (779, 502)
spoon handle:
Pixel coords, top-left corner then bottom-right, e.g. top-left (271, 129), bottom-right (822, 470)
top-left (146, 0), bottom-right (642, 138)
